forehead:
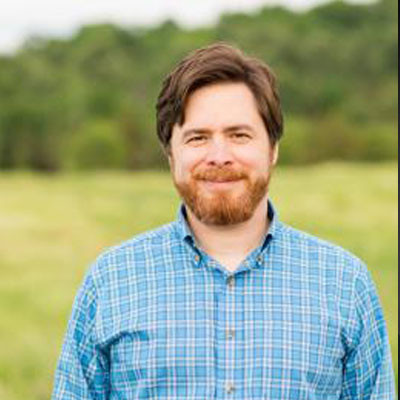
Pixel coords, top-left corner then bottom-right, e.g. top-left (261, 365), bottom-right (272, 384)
top-left (182, 82), bottom-right (262, 128)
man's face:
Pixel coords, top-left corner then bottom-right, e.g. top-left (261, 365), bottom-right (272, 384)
top-left (169, 82), bottom-right (278, 226)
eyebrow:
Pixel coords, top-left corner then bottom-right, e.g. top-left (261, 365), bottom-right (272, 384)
top-left (182, 124), bottom-right (255, 140)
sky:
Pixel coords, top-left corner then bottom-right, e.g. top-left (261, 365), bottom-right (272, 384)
top-left (0, 0), bottom-right (374, 54)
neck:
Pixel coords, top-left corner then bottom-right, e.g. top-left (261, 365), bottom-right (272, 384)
top-left (185, 194), bottom-right (270, 261)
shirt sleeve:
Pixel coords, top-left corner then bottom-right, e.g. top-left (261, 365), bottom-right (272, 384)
top-left (340, 263), bottom-right (397, 400)
top-left (52, 268), bottom-right (109, 400)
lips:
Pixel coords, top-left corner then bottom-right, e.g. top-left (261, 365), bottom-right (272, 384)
top-left (199, 179), bottom-right (243, 192)
top-left (201, 178), bottom-right (241, 183)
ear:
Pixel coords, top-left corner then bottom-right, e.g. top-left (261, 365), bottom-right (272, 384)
top-left (167, 148), bottom-right (174, 170)
top-left (271, 143), bottom-right (279, 166)
top-left (168, 154), bottom-right (172, 170)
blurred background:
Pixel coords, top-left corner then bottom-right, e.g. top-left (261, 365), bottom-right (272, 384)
top-left (0, 0), bottom-right (397, 398)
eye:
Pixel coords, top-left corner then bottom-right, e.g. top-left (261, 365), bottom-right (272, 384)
top-left (187, 135), bottom-right (207, 144)
top-left (231, 132), bottom-right (251, 141)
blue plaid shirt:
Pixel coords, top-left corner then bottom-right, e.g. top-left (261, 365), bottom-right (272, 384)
top-left (53, 201), bottom-right (396, 399)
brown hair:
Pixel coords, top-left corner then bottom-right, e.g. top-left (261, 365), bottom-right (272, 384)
top-left (156, 42), bottom-right (284, 152)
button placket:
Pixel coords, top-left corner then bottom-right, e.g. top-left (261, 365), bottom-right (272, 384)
top-left (224, 276), bottom-right (236, 395)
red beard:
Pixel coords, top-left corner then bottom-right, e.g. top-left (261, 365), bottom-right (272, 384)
top-left (173, 166), bottom-right (271, 225)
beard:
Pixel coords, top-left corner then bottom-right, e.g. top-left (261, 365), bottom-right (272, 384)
top-left (172, 165), bottom-right (272, 226)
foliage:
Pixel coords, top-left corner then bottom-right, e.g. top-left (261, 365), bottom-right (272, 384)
top-left (64, 119), bottom-right (128, 169)
top-left (0, 0), bottom-right (397, 170)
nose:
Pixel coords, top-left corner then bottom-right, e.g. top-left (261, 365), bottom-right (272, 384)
top-left (204, 136), bottom-right (234, 167)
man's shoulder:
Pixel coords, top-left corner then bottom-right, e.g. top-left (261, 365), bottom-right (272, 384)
top-left (107, 221), bottom-right (177, 252)
top-left (277, 221), bottom-right (366, 272)
top-left (87, 221), bottom-right (179, 280)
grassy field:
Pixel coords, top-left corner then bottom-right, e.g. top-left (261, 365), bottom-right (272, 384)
top-left (0, 162), bottom-right (397, 399)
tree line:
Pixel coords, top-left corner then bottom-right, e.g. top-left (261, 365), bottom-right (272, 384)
top-left (0, 0), bottom-right (397, 171)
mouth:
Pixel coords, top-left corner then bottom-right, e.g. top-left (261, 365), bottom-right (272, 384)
top-left (200, 179), bottom-right (243, 189)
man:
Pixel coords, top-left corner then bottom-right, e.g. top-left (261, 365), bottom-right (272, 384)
top-left (52, 43), bottom-right (396, 399)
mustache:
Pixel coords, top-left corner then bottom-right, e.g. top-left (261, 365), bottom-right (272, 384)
top-left (193, 168), bottom-right (247, 182)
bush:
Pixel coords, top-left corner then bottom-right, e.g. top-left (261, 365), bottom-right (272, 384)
top-left (65, 119), bottom-right (127, 169)
top-left (279, 115), bottom-right (398, 164)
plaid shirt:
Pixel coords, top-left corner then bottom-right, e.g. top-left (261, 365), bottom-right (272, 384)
top-left (52, 201), bottom-right (396, 399)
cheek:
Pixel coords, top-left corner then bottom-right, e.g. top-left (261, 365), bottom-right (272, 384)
top-left (235, 149), bottom-right (270, 172)
top-left (172, 154), bottom-right (200, 182)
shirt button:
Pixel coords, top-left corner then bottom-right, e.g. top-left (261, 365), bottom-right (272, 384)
top-left (226, 329), bottom-right (235, 339)
top-left (225, 382), bottom-right (235, 394)
top-left (227, 276), bottom-right (234, 288)
top-left (194, 254), bottom-right (200, 262)
top-left (257, 255), bottom-right (263, 263)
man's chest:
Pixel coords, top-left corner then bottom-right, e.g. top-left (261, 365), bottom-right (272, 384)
top-left (96, 267), bottom-right (347, 399)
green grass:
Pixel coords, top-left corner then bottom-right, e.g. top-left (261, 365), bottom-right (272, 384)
top-left (0, 162), bottom-right (397, 399)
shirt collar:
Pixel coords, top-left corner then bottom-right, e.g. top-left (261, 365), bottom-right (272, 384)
top-left (174, 199), bottom-right (281, 246)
